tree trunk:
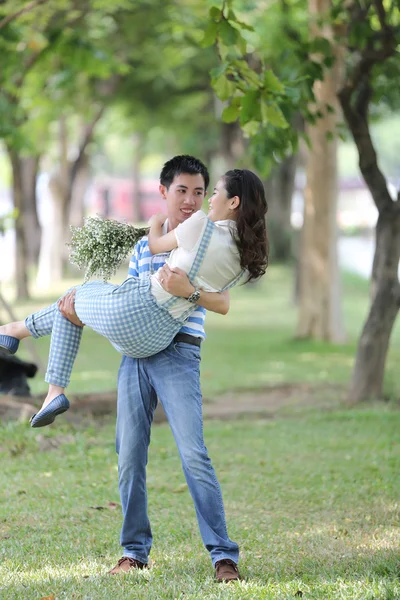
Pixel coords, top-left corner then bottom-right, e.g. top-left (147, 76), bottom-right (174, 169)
top-left (349, 210), bottom-right (400, 401)
top-left (296, 0), bottom-right (344, 342)
top-left (69, 153), bottom-right (90, 230)
top-left (266, 154), bottom-right (297, 263)
top-left (339, 79), bottom-right (400, 401)
top-left (132, 132), bottom-right (144, 222)
top-left (20, 155), bottom-right (41, 266)
top-left (36, 172), bottom-right (64, 287)
top-left (37, 111), bottom-right (103, 287)
top-left (8, 149), bottom-right (30, 299)
top-left (220, 122), bottom-right (246, 171)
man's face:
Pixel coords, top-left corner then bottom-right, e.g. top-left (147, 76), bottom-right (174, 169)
top-left (160, 173), bottom-right (206, 231)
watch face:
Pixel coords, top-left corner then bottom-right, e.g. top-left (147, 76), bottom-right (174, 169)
top-left (189, 290), bottom-right (200, 303)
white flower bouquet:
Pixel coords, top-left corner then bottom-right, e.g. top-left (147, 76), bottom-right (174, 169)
top-left (69, 216), bottom-right (149, 282)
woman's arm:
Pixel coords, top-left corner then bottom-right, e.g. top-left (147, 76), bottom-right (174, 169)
top-left (148, 213), bottom-right (178, 255)
top-left (159, 265), bottom-right (230, 315)
top-left (197, 289), bottom-right (230, 315)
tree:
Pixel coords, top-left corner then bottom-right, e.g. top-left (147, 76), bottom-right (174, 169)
top-left (206, 0), bottom-right (400, 400)
top-left (204, 0), bottom-right (344, 337)
top-left (296, 0), bottom-right (344, 342)
top-left (336, 0), bottom-right (400, 401)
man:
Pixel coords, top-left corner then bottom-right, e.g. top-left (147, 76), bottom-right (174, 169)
top-left (59, 155), bottom-right (240, 582)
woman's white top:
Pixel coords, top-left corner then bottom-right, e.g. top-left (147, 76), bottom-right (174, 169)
top-left (150, 210), bottom-right (242, 319)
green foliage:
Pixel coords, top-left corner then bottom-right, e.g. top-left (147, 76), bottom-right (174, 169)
top-left (204, 0), bottom-right (400, 174)
top-left (0, 1), bottom-right (134, 153)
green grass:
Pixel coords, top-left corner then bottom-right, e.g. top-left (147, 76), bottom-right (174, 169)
top-left (5, 266), bottom-right (400, 399)
top-left (0, 408), bottom-right (399, 599)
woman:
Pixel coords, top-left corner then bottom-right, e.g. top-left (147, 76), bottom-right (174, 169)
top-left (0, 169), bottom-right (268, 427)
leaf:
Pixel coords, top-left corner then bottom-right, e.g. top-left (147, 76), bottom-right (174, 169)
top-left (234, 19), bottom-right (254, 32)
top-left (237, 33), bottom-right (247, 56)
top-left (219, 20), bottom-right (238, 46)
top-left (263, 70), bottom-right (284, 94)
top-left (323, 55), bottom-right (335, 68)
top-left (201, 21), bottom-right (218, 48)
top-left (213, 74), bottom-right (235, 101)
top-left (310, 36), bottom-right (332, 56)
top-left (227, 8), bottom-right (254, 31)
top-left (222, 103), bottom-right (240, 123)
top-left (242, 120), bottom-right (260, 137)
top-left (210, 63), bottom-right (228, 79)
top-left (262, 103), bottom-right (289, 128)
top-left (240, 89), bottom-right (260, 123)
top-left (209, 6), bottom-right (222, 20)
top-left (40, 595), bottom-right (55, 600)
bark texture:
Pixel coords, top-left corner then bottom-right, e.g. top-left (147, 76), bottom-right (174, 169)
top-left (339, 61), bottom-right (400, 400)
top-left (8, 149), bottom-right (30, 299)
top-left (265, 154), bottom-right (297, 263)
top-left (297, 0), bottom-right (344, 342)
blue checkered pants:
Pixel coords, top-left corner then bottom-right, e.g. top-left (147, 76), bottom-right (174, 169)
top-left (25, 276), bottom-right (186, 388)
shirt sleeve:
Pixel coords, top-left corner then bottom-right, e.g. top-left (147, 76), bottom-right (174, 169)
top-left (174, 210), bottom-right (208, 252)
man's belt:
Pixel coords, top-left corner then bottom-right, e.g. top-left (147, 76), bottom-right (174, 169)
top-left (173, 333), bottom-right (202, 347)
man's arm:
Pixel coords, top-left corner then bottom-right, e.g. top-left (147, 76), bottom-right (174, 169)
top-left (148, 213), bottom-right (178, 255)
top-left (159, 265), bottom-right (230, 315)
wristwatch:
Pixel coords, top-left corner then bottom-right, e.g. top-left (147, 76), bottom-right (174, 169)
top-left (186, 286), bottom-right (201, 304)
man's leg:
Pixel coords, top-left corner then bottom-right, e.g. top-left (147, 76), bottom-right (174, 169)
top-left (149, 342), bottom-right (239, 567)
top-left (114, 355), bottom-right (158, 567)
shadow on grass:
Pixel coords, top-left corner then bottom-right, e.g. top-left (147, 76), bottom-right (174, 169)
top-left (2, 545), bottom-right (399, 600)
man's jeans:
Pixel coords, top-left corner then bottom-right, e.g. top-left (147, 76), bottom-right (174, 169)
top-left (116, 340), bottom-right (239, 566)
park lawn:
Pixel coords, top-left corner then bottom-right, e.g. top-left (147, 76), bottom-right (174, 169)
top-left (7, 266), bottom-right (400, 400)
top-left (0, 407), bottom-right (399, 599)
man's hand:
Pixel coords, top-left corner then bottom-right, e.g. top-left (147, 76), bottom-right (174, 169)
top-left (158, 265), bottom-right (194, 298)
top-left (58, 289), bottom-right (85, 327)
top-left (148, 212), bottom-right (167, 228)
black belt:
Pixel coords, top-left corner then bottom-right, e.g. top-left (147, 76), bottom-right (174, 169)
top-left (173, 333), bottom-right (202, 347)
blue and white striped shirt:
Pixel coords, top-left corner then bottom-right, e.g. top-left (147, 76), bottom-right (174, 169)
top-left (127, 236), bottom-right (206, 340)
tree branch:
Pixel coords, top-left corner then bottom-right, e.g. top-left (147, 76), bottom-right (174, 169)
top-left (0, 0), bottom-right (49, 30)
top-left (338, 88), bottom-right (393, 215)
top-left (373, 0), bottom-right (389, 32)
top-left (72, 105), bottom-right (106, 179)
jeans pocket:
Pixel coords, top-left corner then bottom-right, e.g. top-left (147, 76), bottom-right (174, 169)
top-left (173, 342), bottom-right (201, 362)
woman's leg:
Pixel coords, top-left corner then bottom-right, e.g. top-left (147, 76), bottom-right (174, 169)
top-left (0, 298), bottom-right (83, 422)
top-left (45, 307), bottom-right (83, 389)
top-left (29, 304), bottom-right (83, 426)
top-left (0, 321), bottom-right (31, 340)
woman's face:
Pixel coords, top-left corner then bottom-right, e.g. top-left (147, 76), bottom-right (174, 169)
top-left (207, 179), bottom-right (238, 222)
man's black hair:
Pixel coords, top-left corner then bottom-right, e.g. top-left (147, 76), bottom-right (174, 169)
top-left (160, 155), bottom-right (209, 191)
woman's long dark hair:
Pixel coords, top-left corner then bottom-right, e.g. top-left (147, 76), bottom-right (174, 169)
top-left (224, 169), bottom-right (269, 282)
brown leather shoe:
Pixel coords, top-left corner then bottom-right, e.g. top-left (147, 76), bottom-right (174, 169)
top-left (215, 559), bottom-right (240, 582)
top-left (108, 556), bottom-right (147, 575)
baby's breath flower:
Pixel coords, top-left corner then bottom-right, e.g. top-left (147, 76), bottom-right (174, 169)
top-left (69, 216), bottom-right (149, 282)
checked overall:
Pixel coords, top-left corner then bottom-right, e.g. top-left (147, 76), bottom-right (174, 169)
top-left (25, 219), bottom-right (241, 388)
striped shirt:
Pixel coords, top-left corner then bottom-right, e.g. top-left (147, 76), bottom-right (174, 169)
top-left (127, 236), bottom-right (206, 340)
